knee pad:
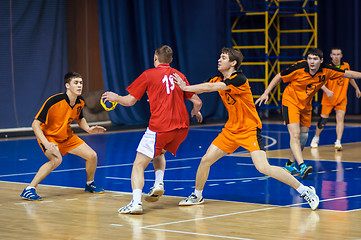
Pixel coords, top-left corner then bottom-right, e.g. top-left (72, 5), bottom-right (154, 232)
top-left (317, 117), bottom-right (328, 129)
top-left (300, 132), bottom-right (308, 146)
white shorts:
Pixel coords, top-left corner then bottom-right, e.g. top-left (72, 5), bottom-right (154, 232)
top-left (137, 128), bottom-right (157, 158)
top-left (136, 127), bottom-right (189, 158)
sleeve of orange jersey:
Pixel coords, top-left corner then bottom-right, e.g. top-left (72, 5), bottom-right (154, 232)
top-left (326, 67), bottom-right (345, 80)
top-left (280, 60), bottom-right (305, 83)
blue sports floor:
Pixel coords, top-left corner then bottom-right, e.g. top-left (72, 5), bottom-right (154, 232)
top-left (1, 123), bottom-right (361, 212)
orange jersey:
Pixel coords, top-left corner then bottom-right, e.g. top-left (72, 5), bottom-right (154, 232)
top-left (321, 61), bottom-right (350, 106)
top-left (35, 93), bottom-right (85, 142)
top-left (209, 71), bottom-right (262, 133)
top-left (280, 60), bottom-right (345, 109)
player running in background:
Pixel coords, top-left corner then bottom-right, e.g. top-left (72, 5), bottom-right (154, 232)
top-left (310, 48), bottom-right (361, 150)
top-left (256, 48), bottom-right (361, 177)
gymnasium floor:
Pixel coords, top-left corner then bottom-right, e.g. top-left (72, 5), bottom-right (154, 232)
top-left (0, 122), bottom-right (361, 239)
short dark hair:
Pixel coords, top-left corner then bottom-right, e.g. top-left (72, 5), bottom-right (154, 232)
top-left (331, 47), bottom-right (342, 53)
top-left (155, 45), bottom-right (173, 63)
top-left (306, 48), bottom-right (323, 59)
top-left (221, 47), bottom-right (243, 70)
top-left (64, 72), bottom-right (82, 85)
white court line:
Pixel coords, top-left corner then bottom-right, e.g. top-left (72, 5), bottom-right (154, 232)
top-left (110, 224), bottom-right (123, 227)
top-left (106, 175), bottom-right (271, 182)
top-left (15, 202), bottom-right (31, 205)
top-left (137, 193), bottom-right (361, 231)
top-left (0, 156), bottom-right (201, 178)
top-left (226, 182), bottom-right (236, 184)
top-left (236, 163), bottom-right (255, 166)
top-left (141, 205), bottom-right (281, 229)
top-left (142, 227), bottom-right (254, 240)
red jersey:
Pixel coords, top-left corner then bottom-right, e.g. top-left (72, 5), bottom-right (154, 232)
top-left (280, 60), bottom-right (345, 109)
top-left (126, 64), bottom-right (194, 132)
top-left (321, 61), bottom-right (351, 106)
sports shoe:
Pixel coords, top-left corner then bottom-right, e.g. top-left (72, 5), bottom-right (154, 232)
top-left (301, 186), bottom-right (319, 210)
top-left (144, 182), bottom-right (164, 202)
top-left (334, 141), bottom-right (342, 151)
top-left (118, 200), bottom-right (143, 214)
top-left (179, 193), bottom-right (204, 206)
top-left (85, 182), bottom-right (104, 194)
top-left (284, 162), bottom-right (300, 176)
top-left (310, 137), bottom-right (319, 148)
top-left (20, 188), bottom-right (43, 201)
top-left (300, 163), bottom-right (313, 179)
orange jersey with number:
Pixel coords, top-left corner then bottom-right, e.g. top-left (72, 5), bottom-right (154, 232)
top-left (321, 61), bottom-right (351, 106)
top-left (280, 60), bottom-right (345, 109)
top-left (35, 93), bottom-right (85, 142)
top-left (209, 71), bottom-right (262, 133)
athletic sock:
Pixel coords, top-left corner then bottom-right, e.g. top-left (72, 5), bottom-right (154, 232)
top-left (296, 184), bottom-right (307, 194)
top-left (155, 170), bottom-right (164, 185)
top-left (86, 180), bottom-right (94, 185)
top-left (25, 186), bottom-right (35, 190)
top-left (195, 189), bottom-right (203, 198)
top-left (286, 160), bottom-right (293, 166)
top-left (132, 189), bottom-right (142, 204)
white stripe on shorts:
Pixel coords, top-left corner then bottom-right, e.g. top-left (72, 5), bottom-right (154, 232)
top-left (137, 128), bottom-right (156, 158)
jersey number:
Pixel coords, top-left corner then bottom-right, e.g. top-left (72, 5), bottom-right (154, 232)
top-left (162, 75), bottom-right (175, 95)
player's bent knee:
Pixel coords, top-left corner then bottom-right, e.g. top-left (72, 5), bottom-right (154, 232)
top-left (50, 158), bottom-right (62, 169)
top-left (200, 156), bottom-right (213, 167)
top-left (254, 163), bottom-right (269, 175)
top-left (317, 117), bottom-right (328, 129)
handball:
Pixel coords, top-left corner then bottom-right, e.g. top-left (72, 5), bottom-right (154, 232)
top-left (100, 98), bottom-right (118, 111)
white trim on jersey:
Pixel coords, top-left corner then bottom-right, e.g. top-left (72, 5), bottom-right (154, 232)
top-left (137, 128), bottom-right (156, 158)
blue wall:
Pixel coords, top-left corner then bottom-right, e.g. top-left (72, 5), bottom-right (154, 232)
top-left (0, 0), bottom-right (360, 129)
top-left (0, 0), bottom-right (67, 129)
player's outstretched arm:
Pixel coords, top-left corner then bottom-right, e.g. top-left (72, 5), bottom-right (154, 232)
top-left (344, 70), bottom-right (361, 80)
top-left (173, 73), bottom-right (228, 94)
top-left (255, 73), bottom-right (282, 106)
top-left (101, 91), bottom-right (137, 107)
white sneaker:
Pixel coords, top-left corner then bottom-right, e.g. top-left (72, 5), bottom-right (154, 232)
top-left (144, 182), bottom-right (164, 202)
top-left (118, 201), bottom-right (143, 214)
top-left (179, 193), bottom-right (204, 206)
top-left (334, 141), bottom-right (342, 151)
top-left (310, 137), bottom-right (319, 148)
top-left (301, 186), bottom-right (319, 210)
